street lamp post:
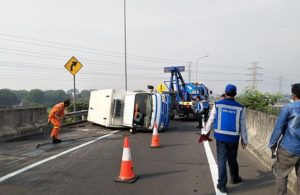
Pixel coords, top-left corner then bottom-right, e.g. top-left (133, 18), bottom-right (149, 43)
top-left (195, 54), bottom-right (209, 82)
top-left (124, 0), bottom-right (128, 90)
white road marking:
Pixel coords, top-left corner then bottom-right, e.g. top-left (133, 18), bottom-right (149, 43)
top-left (203, 141), bottom-right (227, 195)
top-left (0, 131), bottom-right (119, 183)
top-left (77, 129), bottom-right (90, 132)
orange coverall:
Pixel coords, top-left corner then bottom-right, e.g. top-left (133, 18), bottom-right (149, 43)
top-left (48, 102), bottom-right (65, 139)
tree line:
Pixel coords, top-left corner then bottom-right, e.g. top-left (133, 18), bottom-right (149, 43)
top-left (0, 88), bottom-right (91, 109)
top-left (0, 87), bottom-right (288, 115)
top-left (236, 87), bottom-right (287, 116)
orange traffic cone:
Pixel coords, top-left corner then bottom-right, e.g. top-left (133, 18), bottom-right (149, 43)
top-left (115, 136), bottom-right (139, 183)
top-left (150, 122), bottom-right (162, 148)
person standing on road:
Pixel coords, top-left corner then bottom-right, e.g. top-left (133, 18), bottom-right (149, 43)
top-left (202, 84), bottom-right (248, 193)
top-left (268, 83), bottom-right (300, 195)
top-left (195, 96), bottom-right (204, 129)
top-left (202, 95), bottom-right (210, 124)
top-left (48, 99), bottom-right (70, 144)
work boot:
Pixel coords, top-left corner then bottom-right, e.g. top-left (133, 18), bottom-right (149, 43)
top-left (230, 176), bottom-right (242, 184)
top-left (217, 184), bottom-right (227, 193)
top-left (52, 137), bottom-right (62, 144)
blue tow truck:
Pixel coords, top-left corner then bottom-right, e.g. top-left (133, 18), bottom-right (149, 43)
top-left (163, 66), bottom-right (210, 119)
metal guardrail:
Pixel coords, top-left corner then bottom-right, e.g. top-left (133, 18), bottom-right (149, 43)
top-left (65, 110), bottom-right (88, 121)
top-left (65, 110), bottom-right (88, 117)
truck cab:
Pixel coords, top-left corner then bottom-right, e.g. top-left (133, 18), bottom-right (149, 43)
top-left (87, 89), bottom-right (170, 132)
top-left (123, 92), bottom-right (170, 132)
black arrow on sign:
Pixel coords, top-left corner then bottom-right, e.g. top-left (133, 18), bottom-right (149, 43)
top-left (70, 61), bottom-right (77, 71)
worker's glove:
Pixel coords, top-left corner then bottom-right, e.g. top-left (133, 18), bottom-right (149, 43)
top-left (198, 132), bottom-right (213, 143)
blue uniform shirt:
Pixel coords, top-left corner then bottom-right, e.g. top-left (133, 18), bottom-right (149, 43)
top-left (268, 100), bottom-right (300, 155)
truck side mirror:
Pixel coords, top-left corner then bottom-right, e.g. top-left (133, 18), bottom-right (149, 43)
top-left (210, 91), bottom-right (212, 94)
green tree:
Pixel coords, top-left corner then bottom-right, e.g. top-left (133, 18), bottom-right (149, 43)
top-left (77, 90), bottom-right (90, 103)
top-left (236, 87), bottom-right (269, 112)
top-left (23, 89), bottom-right (45, 106)
top-left (12, 90), bottom-right (29, 106)
top-left (44, 90), bottom-right (71, 107)
top-left (66, 89), bottom-right (79, 97)
top-left (236, 87), bottom-right (284, 115)
top-left (264, 92), bottom-right (284, 105)
top-left (67, 102), bottom-right (89, 112)
top-left (0, 89), bottom-right (18, 108)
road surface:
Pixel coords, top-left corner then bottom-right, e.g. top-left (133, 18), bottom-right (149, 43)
top-left (0, 120), bottom-right (277, 195)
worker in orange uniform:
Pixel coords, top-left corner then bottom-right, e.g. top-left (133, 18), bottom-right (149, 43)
top-left (48, 99), bottom-right (71, 144)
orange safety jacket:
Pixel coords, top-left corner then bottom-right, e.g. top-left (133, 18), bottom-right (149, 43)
top-left (48, 102), bottom-right (65, 119)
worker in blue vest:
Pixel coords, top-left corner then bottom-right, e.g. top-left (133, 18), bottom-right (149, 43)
top-left (202, 84), bottom-right (248, 193)
top-left (202, 95), bottom-right (210, 124)
top-left (195, 96), bottom-right (204, 129)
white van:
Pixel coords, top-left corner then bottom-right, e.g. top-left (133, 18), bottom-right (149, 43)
top-left (87, 89), bottom-right (170, 131)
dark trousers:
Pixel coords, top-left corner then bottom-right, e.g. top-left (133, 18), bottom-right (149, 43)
top-left (203, 108), bottom-right (209, 122)
top-left (197, 113), bottom-right (203, 128)
top-left (216, 140), bottom-right (240, 188)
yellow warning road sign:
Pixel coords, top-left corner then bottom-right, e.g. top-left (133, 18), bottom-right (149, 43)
top-left (156, 83), bottom-right (167, 93)
top-left (64, 56), bottom-right (83, 76)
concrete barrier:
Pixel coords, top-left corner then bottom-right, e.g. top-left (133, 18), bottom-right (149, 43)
top-left (246, 109), bottom-right (297, 194)
top-left (0, 107), bottom-right (48, 138)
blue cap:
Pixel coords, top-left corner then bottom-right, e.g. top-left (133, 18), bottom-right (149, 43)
top-left (225, 84), bottom-right (237, 93)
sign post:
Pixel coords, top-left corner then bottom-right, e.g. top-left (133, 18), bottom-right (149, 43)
top-left (73, 75), bottom-right (76, 112)
top-left (64, 56), bottom-right (83, 112)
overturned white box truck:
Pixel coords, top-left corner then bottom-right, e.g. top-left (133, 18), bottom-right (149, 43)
top-left (87, 89), bottom-right (171, 132)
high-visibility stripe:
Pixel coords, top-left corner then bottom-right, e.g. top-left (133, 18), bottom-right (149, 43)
top-left (215, 129), bottom-right (240, 136)
top-left (122, 148), bottom-right (132, 161)
top-left (215, 104), bottom-right (243, 111)
top-left (217, 106), bottom-right (222, 129)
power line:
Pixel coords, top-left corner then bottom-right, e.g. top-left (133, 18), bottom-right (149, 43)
top-left (0, 33), bottom-right (189, 64)
top-left (0, 34), bottom-right (255, 70)
top-left (0, 60), bottom-right (250, 80)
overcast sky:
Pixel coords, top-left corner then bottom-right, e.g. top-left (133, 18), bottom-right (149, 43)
top-left (0, 0), bottom-right (299, 95)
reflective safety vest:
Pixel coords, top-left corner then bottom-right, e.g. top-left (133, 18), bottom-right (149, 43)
top-left (203, 100), bottom-right (209, 109)
top-left (213, 99), bottom-right (243, 143)
top-left (196, 101), bottom-right (202, 113)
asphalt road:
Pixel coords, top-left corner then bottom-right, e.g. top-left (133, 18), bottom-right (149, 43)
top-left (0, 121), bottom-right (276, 195)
